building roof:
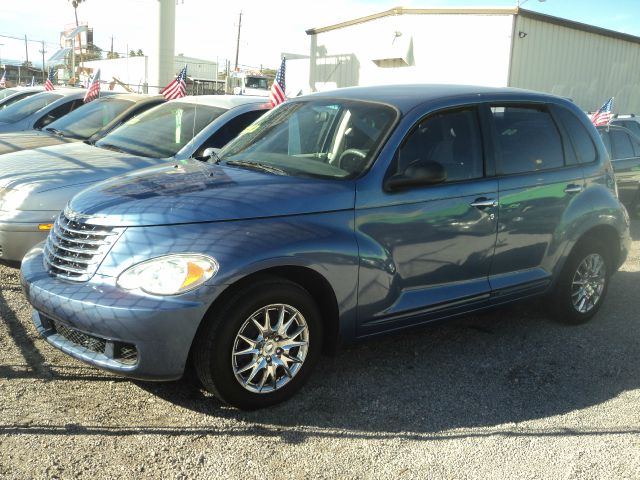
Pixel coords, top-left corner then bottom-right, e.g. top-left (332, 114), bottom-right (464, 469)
top-left (306, 7), bottom-right (640, 45)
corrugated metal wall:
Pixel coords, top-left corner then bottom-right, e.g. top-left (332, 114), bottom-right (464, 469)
top-left (510, 15), bottom-right (640, 112)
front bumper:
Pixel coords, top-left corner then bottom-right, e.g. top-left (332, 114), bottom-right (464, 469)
top-left (0, 211), bottom-right (57, 262)
top-left (20, 246), bottom-right (219, 380)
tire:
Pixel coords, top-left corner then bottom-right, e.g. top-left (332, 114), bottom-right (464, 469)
top-left (552, 238), bottom-right (611, 325)
top-left (193, 277), bottom-right (323, 410)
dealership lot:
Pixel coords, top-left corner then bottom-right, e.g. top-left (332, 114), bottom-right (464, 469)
top-left (0, 221), bottom-right (638, 479)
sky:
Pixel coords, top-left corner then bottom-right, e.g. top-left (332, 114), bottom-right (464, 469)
top-left (0, 0), bottom-right (639, 70)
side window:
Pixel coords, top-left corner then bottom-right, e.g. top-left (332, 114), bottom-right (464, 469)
top-left (621, 120), bottom-right (640, 138)
top-left (393, 108), bottom-right (483, 182)
top-left (554, 107), bottom-right (597, 164)
top-left (610, 129), bottom-right (635, 159)
top-left (599, 131), bottom-right (612, 157)
top-left (199, 110), bottom-right (266, 151)
top-left (34, 99), bottom-right (82, 129)
top-left (491, 105), bottom-right (564, 175)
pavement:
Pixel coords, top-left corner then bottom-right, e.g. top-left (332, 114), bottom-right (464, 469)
top-left (0, 220), bottom-right (638, 479)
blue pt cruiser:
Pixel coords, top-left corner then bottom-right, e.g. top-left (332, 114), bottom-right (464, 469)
top-left (21, 85), bottom-right (631, 409)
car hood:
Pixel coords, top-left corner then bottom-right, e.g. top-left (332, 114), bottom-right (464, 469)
top-left (0, 131), bottom-right (78, 155)
top-left (67, 160), bottom-right (356, 226)
top-left (0, 142), bottom-right (163, 193)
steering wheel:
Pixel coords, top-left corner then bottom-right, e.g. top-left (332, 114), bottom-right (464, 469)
top-left (337, 148), bottom-right (367, 171)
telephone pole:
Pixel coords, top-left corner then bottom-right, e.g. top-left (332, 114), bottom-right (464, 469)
top-left (234, 11), bottom-right (242, 71)
top-left (39, 40), bottom-right (47, 82)
top-left (24, 35), bottom-right (29, 65)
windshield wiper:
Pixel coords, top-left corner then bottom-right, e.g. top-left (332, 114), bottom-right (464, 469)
top-left (44, 127), bottom-right (66, 137)
top-left (98, 143), bottom-right (128, 154)
top-left (224, 160), bottom-right (287, 176)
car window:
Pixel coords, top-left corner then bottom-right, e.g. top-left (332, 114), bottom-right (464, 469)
top-left (96, 102), bottom-right (227, 158)
top-left (219, 99), bottom-right (396, 179)
top-left (0, 88), bottom-right (18, 100)
top-left (599, 130), bottom-right (612, 157)
top-left (618, 120), bottom-right (640, 137)
top-left (392, 107), bottom-right (483, 182)
top-left (0, 91), bottom-right (39, 110)
top-left (33, 99), bottom-right (85, 129)
top-left (45, 97), bottom-right (134, 139)
top-left (491, 105), bottom-right (564, 175)
top-left (610, 129), bottom-right (635, 159)
top-left (554, 107), bottom-right (597, 164)
top-left (198, 109), bottom-right (266, 152)
top-left (0, 92), bottom-right (63, 123)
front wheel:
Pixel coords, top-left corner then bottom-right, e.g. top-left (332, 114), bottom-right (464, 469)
top-left (553, 239), bottom-right (611, 324)
top-left (193, 278), bottom-right (322, 409)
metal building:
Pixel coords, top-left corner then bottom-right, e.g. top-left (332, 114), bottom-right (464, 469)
top-left (305, 7), bottom-right (640, 112)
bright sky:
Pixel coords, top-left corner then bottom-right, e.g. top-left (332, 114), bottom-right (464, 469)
top-left (0, 0), bottom-right (638, 70)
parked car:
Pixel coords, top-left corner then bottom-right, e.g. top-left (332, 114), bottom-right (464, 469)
top-left (0, 89), bottom-right (99, 134)
top-left (0, 87), bottom-right (43, 110)
top-left (21, 85), bottom-right (631, 410)
top-left (0, 94), bottom-right (165, 155)
top-left (610, 114), bottom-right (640, 138)
top-left (597, 124), bottom-right (640, 217)
top-left (0, 95), bottom-right (270, 262)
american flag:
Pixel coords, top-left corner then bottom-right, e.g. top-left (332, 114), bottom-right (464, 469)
top-left (44, 67), bottom-right (55, 91)
top-left (161, 65), bottom-right (187, 100)
top-left (83, 69), bottom-right (101, 103)
top-left (591, 97), bottom-right (614, 126)
top-left (0, 71), bottom-right (5, 88)
top-left (269, 57), bottom-right (286, 108)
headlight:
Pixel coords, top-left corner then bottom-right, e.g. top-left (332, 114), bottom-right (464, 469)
top-left (117, 254), bottom-right (218, 295)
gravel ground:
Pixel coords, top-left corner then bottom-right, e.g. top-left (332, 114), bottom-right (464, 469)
top-left (1, 221), bottom-right (639, 479)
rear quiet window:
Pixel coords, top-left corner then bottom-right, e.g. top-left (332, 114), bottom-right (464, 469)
top-left (491, 106), bottom-right (564, 175)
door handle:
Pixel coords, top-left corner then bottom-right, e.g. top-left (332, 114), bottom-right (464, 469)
top-left (470, 198), bottom-right (498, 208)
top-left (564, 184), bottom-right (583, 194)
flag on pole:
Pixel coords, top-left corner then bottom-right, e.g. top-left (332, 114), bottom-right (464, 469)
top-left (591, 97), bottom-right (614, 126)
top-left (161, 65), bottom-right (187, 100)
top-left (269, 57), bottom-right (286, 108)
top-left (44, 67), bottom-right (55, 91)
top-left (83, 69), bottom-right (101, 103)
top-left (0, 71), bottom-right (5, 88)
top-left (30, 76), bottom-right (35, 87)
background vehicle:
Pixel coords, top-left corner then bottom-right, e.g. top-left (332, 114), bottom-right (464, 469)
top-left (597, 124), bottom-right (640, 217)
top-left (0, 86), bottom-right (43, 110)
top-left (0, 94), bottom-right (165, 155)
top-left (228, 71), bottom-right (269, 96)
top-left (0, 95), bottom-right (269, 262)
top-left (0, 89), bottom-right (99, 134)
top-left (21, 85), bottom-right (631, 410)
top-left (610, 114), bottom-right (640, 138)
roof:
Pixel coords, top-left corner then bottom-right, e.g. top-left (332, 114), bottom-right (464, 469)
top-left (301, 84), bottom-right (568, 114)
top-left (306, 7), bottom-right (640, 45)
top-left (173, 95), bottom-right (270, 109)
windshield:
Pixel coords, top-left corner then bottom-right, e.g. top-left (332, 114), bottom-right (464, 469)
top-left (0, 92), bottom-right (62, 123)
top-left (0, 89), bottom-right (18, 100)
top-left (245, 77), bottom-right (268, 90)
top-left (219, 99), bottom-right (397, 179)
top-left (0, 91), bottom-right (40, 110)
top-left (46, 97), bottom-right (134, 140)
top-left (96, 102), bottom-right (226, 158)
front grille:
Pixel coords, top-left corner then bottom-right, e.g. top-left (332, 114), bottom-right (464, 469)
top-left (52, 319), bottom-right (138, 365)
top-left (43, 212), bottom-right (123, 281)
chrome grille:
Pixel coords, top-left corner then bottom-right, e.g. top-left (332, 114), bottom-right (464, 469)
top-left (44, 213), bottom-right (124, 281)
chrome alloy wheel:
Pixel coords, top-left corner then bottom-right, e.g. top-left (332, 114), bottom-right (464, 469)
top-left (232, 304), bottom-right (309, 394)
top-left (571, 253), bottom-right (607, 314)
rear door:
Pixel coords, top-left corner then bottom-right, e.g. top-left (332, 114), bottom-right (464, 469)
top-left (487, 103), bottom-right (588, 294)
top-left (608, 127), bottom-right (640, 207)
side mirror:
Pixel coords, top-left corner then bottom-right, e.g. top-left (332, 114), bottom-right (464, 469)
top-left (198, 147), bottom-right (221, 161)
top-left (384, 161), bottom-right (447, 192)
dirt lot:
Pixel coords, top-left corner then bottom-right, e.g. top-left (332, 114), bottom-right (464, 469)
top-left (1, 222), bottom-right (639, 479)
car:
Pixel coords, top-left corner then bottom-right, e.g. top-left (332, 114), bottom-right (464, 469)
top-left (21, 85), bottom-right (631, 410)
top-left (0, 95), bottom-right (270, 262)
top-left (597, 124), bottom-right (640, 217)
top-left (0, 93), bottom-right (165, 155)
top-left (610, 114), bottom-right (640, 138)
top-left (0, 89), bottom-right (96, 134)
top-left (0, 87), bottom-right (44, 110)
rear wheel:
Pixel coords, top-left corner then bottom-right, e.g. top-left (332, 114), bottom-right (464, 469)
top-left (193, 277), bottom-right (322, 409)
top-left (553, 239), bottom-right (611, 324)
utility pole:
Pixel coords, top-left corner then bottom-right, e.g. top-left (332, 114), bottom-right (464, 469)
top-left (39, 40), bottom-right (47, 83)
top-left (110, 35), bottom-right (114, 58)
top-left (234, 11), bottom-right (242, 71)
top-left (24, 35), bottom-right (29, 66)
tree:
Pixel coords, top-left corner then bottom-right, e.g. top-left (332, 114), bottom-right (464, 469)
top-left (136, 49), bottom-right (144, 56)
top-left (85, 45), bottom-right (102, 61)
top-left (129, 50), bottom-right (136, 57)
top-left (107, 51), bottom-right (120, 60)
